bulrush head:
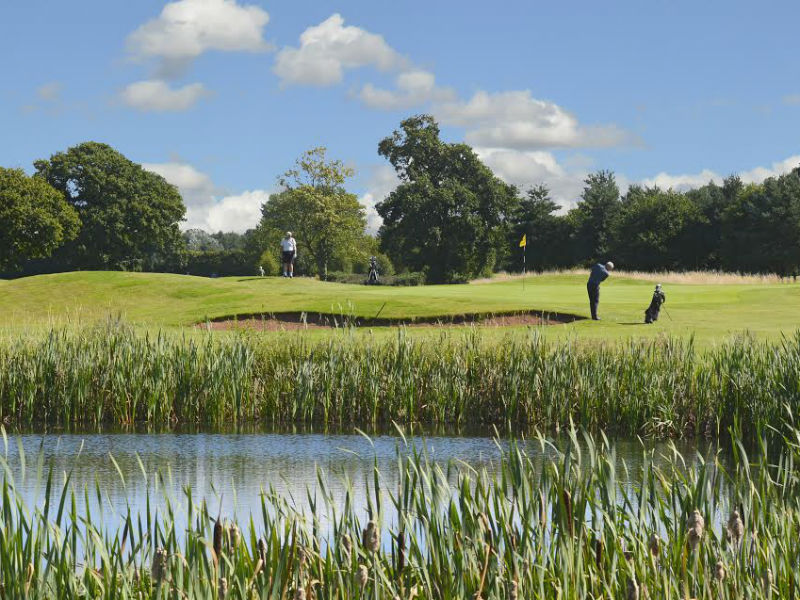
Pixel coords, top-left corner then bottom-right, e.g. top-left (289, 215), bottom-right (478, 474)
top-left (213, 518), bottom-right (223, 558)
top-left (727, 511), bottom-right (744, 545)
top-left (715, 561), bottom-right (726, 582)
top-left (293, 587), bottom-right (306, 600)
top-left (648, 533), bottom-right (660, 558)
top-left (257, 537), bottom-right (267, 563)
top-left (228, 522), bottom-right (240, 550)
top-left (687, 510), bottom-right (705, 550)
top-left (356, 564), bottom-right (369, 588)
top-left (341, 533), bottom-right (353, 560)
top-left (151, 547), bottom-right (168, 586)
top-left (362, 520), bottom-right (380, 553)
top-left (218, 576), bottom-right (228, 599)
top-left (509, 580), bottom-right (519, 600)
top-left (626, 578), bottom-right (639, 600)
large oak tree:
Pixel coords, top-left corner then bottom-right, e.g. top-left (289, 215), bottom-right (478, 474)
top-left (34, 142), bottom-right (186, 271)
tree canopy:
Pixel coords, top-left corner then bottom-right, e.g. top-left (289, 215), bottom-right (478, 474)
top-left (257, 147), bottom-right (366, 278)
top-left (0, 167), bottom-right (80, 270)
top-left (376, 115), bottom-right (518, 283)
top-left (34, 142), bottom-right (186, 271)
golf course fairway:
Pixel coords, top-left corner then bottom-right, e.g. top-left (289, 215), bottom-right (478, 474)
top-left (2, 270), bottom-right (798, 343)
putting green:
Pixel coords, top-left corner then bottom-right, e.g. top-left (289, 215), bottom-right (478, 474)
top-left (1, 271), bottom-right (798, 343)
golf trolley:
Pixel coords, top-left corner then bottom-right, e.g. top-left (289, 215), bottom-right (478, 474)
top-left (367, 256), bottom-right (379, 285)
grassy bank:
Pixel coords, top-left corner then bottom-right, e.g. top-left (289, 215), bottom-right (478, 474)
top-left (2, 324), bottom-right (799, 439)
top-left (1, 428), bottom-right (798, 598)
top-left (1, 270), bottom-right (799, 342)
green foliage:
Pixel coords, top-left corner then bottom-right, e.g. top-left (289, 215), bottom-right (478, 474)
top-left (569, 170), bottom-right (621, 263)
top-left (508, 185), bottom-right (574, 271)
top-left (0, 167), bottom-right (79, 269)
top-left (185, 249), bottom-right (253, 277)
top-left (34, 141), bottom-right (186, 271)
top-left (721, 169), bottom-right (800, 275)
top-left (376, 115), bottom-right (519, 283)
top-left (257, 148), bottom-right (366, 279)
top-left (183, 228), bottom-right (223, 252)
top-left (258, 249), bottom-right (280, 276)
top-left (612, 185), bottom-right (706, 270)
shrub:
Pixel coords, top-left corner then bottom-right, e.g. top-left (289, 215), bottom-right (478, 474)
top-left (258, 250), bottom-right (280, 276)
top-left (185, 250), bottom-right (252, 277)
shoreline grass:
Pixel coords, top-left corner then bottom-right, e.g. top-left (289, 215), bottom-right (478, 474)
top-left (2, 322), bottom-right (799, 440)
top-left (1, 427), bottom-right (798, 598)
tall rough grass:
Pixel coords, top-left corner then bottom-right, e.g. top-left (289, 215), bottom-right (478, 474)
top-left (1, 427), bottom-right (799, 598)
top-left (1, 323), bottom-right (799, 439)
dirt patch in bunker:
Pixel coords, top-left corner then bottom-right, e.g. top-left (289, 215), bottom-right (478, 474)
top-left (197, 310), bottom-right (584, 331)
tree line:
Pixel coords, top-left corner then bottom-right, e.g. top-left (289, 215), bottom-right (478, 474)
top-left (2, 116), bottom-right (800, 282)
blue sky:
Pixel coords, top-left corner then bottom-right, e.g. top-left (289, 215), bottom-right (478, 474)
top-left (2, 0), bottom-right (799, 232)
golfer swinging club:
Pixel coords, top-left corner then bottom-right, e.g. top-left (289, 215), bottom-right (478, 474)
top-left (587, 261), bottom-right (614, 320)
top-left (281, 231), bottom-right (297, 278)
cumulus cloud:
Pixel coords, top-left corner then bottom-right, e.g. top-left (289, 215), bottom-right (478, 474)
top-left (358, 165), bottom-right (400, 233)
top-left (475, 148), bottom-right (588, 209)
top-left (37, 82), bottom-right (62, 102)
top-left (143, 161), bottom-right (268, 232)
top-left (640, 155), bottom-right (800, 190)
top-left (121, 80), bottom-right (210, 112)
top-left (435, 90), bottom-right (634, 150)
top-left (274, 14), bottom-right (407, 87)
top-left (783, 94), bottom-right (800, 106)
top-left (127, 0), bottom-right (271, 76)
top-left (359, 70), bottom-right (455, 110)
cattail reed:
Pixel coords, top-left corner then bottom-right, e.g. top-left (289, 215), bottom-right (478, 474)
top-left (151, 547), bottom-right (168, 586)
top-left (715, 561), bottom-right (726, 581)
top-left (648, 533), bottom-right (660, 558)
top-left (362, 521), bottom-right (379, 553)
top-left (213, 518), bottom-right (223, 558)
top-left (218, 577), bottom-right (228, 599)
top-left (727, 510), bottom-right (744, 545)
top-left (356, 564), bottom-right (369, 588)
top-left (687, 510), bottom-right (705, 551)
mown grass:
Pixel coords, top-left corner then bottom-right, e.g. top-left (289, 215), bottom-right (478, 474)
top-left (1, 271), bottom-right (799, 343)
top-left (2, 322), bottom-right (799, 440)
top-left (2, 426), bottom-right (799, 598)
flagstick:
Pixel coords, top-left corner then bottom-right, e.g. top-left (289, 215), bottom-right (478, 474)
top-left (522, 243), bottom-right (526, 293)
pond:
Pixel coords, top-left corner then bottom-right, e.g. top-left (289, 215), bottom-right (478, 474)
top-left (2, 429), bottom-right (719, 532)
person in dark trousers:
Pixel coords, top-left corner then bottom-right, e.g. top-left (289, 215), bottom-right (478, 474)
top-left (644, 284), bottom-right (666, 323)
top-left (587, 261), bottom-right (614, 320)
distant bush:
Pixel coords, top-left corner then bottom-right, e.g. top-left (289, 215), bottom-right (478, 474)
top-left (186, 250), bottom-right (253, 277)
top-left (325, 270), bottom-right (424, 286)
top-left (258, 250), bottom-right (280, 276)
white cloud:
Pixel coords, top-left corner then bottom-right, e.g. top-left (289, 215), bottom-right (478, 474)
top-left (358, 165), bottom-right (400, 233)
top-left (37, 82), bottom-right (62, 102)
top-left (274, 14), bottom-right (407, 87)
top-left (359, 70), bottom-right (455, 110)
top-left (144, 161), bottom-right (268, 232)
top-left (640, 155), bottom-right (800, 190)
top-left (475, 148), bottom-right (588, 210)
top-left (127, 0), bottom-right (271, 76)
top-left (121, 80), bottom-right (210, 112)
top-left (783, 94), bottom-right (800, 106)
top-left (205, 190), bottom-right (269, 232)
top-left (435, 90), bottom-right (633, 150)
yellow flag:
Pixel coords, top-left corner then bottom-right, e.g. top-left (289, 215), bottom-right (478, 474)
top-left (519, 234), bottom-right (527, 248)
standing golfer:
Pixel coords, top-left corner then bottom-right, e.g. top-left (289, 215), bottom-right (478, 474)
top-left (587, 261), bottom-right (614, 320)
top-left (280, 231), bottom-right (297, 278)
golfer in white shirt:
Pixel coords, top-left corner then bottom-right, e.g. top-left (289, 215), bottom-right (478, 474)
top-left (280, 231), bottom-right (297, 278)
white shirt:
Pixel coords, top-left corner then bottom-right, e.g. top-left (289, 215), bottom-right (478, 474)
top-left (280, 237), bottom-right (296, 252)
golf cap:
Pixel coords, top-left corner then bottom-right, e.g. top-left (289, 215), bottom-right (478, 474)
top-left (286, 231), bottom-right (292, 236)
top-left (606, 261), bottom-right (615, 270)
top-left (655, 283), bottom-right (662, 289)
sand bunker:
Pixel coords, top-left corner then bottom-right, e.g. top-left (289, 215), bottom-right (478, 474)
top-left (198, 310), bottom-right (583, 331)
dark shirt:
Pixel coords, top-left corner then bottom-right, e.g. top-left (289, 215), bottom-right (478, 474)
top-left (649, 291), bottom-right (666, 309)
top-left (588, 263), bottom-right (610, 286)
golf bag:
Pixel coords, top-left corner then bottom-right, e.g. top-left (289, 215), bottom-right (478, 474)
top-left (367, 256), bottom-right (379, 285)
top-left (644, 286), bottom-right (666, 324)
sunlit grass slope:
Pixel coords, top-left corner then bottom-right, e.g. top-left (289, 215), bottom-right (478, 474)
top-left (1, 270), bottom-right (799, 341)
